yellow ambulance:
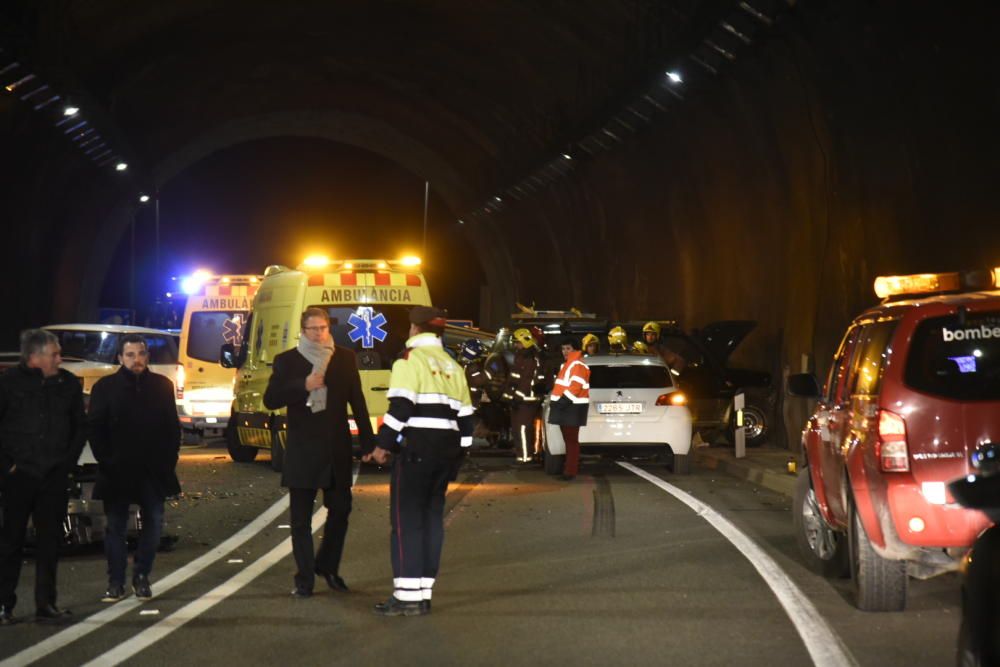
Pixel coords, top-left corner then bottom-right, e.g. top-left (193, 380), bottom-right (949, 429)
top-left (222, 256), bottom-right (433, 467)
top-left (176, 271), bottom-right (261, 442)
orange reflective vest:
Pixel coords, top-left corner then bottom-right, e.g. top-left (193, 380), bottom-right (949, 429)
top-left (550, 351), bottom-right (590, 404)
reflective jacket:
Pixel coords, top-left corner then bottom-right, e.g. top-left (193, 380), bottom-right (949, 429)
top-left (503, 349), bottom-right (546, 404)
top-left (378, 333), bottom-right (475, 453)
top-left (548, 351), bottom-right (590, 427)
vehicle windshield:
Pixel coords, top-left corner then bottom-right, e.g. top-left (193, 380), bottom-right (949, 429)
top-left (187, 311), bottom-right (249, 363)
top-left (309, 304), bottom-right (411, 371)
top-left (589, 364), bottom-right (673, 389)
top-left (904, 311), bottom-right (1000, 400)
top-left (48, 330), bottom-right (177, 365)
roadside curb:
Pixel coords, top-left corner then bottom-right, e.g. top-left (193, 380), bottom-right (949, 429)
top-left (692, 447), bottom-right (796, 498)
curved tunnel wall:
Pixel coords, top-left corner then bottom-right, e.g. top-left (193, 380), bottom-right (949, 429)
top-left (478, 2), bottom-right (999, 383)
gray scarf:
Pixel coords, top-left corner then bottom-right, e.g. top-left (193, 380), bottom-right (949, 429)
top-left (297, 336), bottom-right (334, 413)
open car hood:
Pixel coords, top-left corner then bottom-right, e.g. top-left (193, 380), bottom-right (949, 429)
top-left (693, 321), bottom-right (757, 364)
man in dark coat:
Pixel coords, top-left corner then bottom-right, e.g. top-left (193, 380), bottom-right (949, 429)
top-left (88, 333), bottom-right (181, 602)
top-left (0, 329), bottom-right (86, 625)
top-left (263, 307), bottom-right (375, 598)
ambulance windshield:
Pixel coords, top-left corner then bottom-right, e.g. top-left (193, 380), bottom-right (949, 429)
top-left (187, 311), bottom-right (249, 363)
top-left (310, 304), bottom-right (410, 371)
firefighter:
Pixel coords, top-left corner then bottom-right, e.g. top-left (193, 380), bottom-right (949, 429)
top-left (582, 333), bottom-right (600, 357)
top-left (366, 306), bottom-right (474, 617)
top-left (504, 328), bottom-right (546, 464)
top-left (547, 337), bottom-right (590, 481)
top-left (608, 326), bottom-right (628, 354)
top-left (458, 339), bottom-right (488, 408)
top-left (642, 321), bottom-right (686, 372)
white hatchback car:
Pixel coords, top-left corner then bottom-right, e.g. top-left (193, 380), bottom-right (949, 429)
top-left (543, 354), bottom-right (693, 474)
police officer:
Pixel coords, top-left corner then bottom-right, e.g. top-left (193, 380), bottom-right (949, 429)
top-left (504, 329), bottom-right (546, 463)
top-left (642, 321), bottom-right (686, 372)
top-left (0, 329), bottom-right (86, 625)
top-left (367, 306), bottom-right (474, 616)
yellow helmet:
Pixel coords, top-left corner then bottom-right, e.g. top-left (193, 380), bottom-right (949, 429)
top-left (581, 333), bottom-right (599, 351)
top-left (512, 328), bottom-right (536, 349)
top-left (608, 326), bottom-right (628, 347)
top-left (642, 321), bottom-right (661, 337)
top-left (632, 341), bottom-right (649, 354)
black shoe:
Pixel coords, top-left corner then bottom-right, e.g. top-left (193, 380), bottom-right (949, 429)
top-left (316, 572), bottom-right (349, 593)
top-left (132, 574), bottom-right (153, 600)
top-left (373, 596), bottom-right (426, 617)
top-left (0, 606), bottom-right (16, 626)
top-left (290, 587), bottom-right (313, 598)
top-left (559, 474), bottom-right (576, 481)
top-left (35, 604), bottom-right (71, 622)
top-left (102, 584), bottom-right (127, 603)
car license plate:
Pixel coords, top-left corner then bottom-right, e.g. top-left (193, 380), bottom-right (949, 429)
top-left (597, 402), bottom-right (643, 414)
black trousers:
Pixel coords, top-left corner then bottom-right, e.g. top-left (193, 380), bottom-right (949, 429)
top-left (288, 484), bottom-right (351, 591)
top-left (0, 468), bottom-right (68, 611)
top-left (389, 449), bottom-right (460, 602)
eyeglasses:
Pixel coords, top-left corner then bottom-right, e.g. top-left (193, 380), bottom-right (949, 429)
top-left (302, 325), bottom-right (329, 332)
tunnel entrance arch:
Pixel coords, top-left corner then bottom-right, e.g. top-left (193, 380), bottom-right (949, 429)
top-left (78, 110), bottom-right (516, 328)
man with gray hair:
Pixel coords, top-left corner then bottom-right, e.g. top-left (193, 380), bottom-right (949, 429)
top-left (0, 329), bottom-right (86, 625)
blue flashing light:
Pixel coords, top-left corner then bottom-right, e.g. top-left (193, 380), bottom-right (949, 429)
top-left (180, 276), bottom-right (201, 295)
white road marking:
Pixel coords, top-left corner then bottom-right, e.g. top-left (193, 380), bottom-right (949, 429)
top-left (617, 461), bottom-right (858, 667)
top-left (81, 464), bottom-right (361, 667)
top-left (0, 492), bottom-right (293, 667)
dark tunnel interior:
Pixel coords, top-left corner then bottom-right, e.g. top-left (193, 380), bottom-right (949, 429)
top-left (2, 1), bottom-right (999, 448)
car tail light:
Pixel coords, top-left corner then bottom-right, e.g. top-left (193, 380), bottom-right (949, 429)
top-left (657, 392), bottom-right (687, 406)
top-left (877, 409), bottom-right (909, 472)
top-left (176, 364), bottom-right (185, 400)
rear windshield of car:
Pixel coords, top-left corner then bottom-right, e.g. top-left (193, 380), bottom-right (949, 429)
top-left (309, 304), bottom-right (411, 371)
top-left (48, 330), bottom-right (177, 365)
top-left (187, 311), bottom-right (249, 363)
top-left (904, 312), bottom-right (1000, 400)
top-left (589, 364), bottom-right (672, 389)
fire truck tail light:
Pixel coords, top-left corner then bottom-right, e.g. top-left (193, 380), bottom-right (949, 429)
top-left (876, 409), bottom-right (909, 471)
top-left (176, 364), bottom-right (185, 400)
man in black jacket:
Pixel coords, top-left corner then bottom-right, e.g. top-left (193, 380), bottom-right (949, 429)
top-left (263, 308), bottom-right (375, 598)
top-left (88, 333), bottom-right (181, 602)
top-left (0, 329), bottom-right (86, 625)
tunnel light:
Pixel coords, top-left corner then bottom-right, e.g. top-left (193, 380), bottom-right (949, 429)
top-left (666, 71), bottom-right (683, 84)
top-left (302, 255), bottom-right (332, 268)
top-left (115, 162), bottom-right (128, 171)
top-left (63, 106), bottom-right (79, 117)
top-left (562, 153), bottom-right (572, 160)
top-left (399, 256), bottom-right (421, 267)
top-left (458, 219), bottom-right (465, 225)
top-left (494, 196), bottom-right (502, 202)
top-left (139, 194), bottom-right (150, 203)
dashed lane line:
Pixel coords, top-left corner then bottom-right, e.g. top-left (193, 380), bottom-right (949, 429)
top-left (80, 464), bottom-right (360, 667)
top-left (0, 492), bottom-right (292, 667)
top-left (617, 461), bottom-right (858, 667)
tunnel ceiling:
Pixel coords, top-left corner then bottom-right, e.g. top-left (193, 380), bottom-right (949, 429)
top-left (2, 0), bottom-right (729, 209)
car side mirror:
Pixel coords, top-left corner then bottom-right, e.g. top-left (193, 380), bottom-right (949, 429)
top-left (787, 373), bottom-right (821, 398)
top-left (220, 343), bottom-right (238, 369)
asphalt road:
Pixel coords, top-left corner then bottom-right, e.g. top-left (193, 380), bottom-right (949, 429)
top-left (0, 445), bottom-right (964, 666)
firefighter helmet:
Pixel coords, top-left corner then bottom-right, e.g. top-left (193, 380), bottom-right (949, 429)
top-left (642, 321), bottom-right (661, 337)
top-left (459, 339), bottom-right (486, 363)
top-left (581, 333), bottom-right (600, 353)
top-left (608, 326), bottom-right (628, 348)
top-left (632, 341), bottom-right (649, 354)
top-left (513, 328), bottom-right (537, 349)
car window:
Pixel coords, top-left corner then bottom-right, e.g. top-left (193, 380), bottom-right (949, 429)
top-left (146, 335), bottom-right (179, 365)
top-left (589, 364), bottom-right (673, 389)
top-left (903, 311), bottom-right (1000, 400)
top-left (187, 311), bottom-right (249, 363)
top-left (848, 321), bottom-right (899, 396)
top-left (826, 326), bottom-right (859, 404)
top-left (659, 335), bottom-right (704, 367)
top-left (48, 330), bottom-right (119, 364)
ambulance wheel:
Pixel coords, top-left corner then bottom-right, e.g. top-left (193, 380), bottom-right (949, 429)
top-left (270, 432), bottom-right (284, 473)
top-left (226, 426), bottom-right (258, 463)
top-left (544, 451), bottom-right (565, 476)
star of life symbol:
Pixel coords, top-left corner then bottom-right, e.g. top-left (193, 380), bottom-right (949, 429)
top-left (222, 315), bottom-right (244, 346)
top-left (348, 307), bottom-right (388, 349)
